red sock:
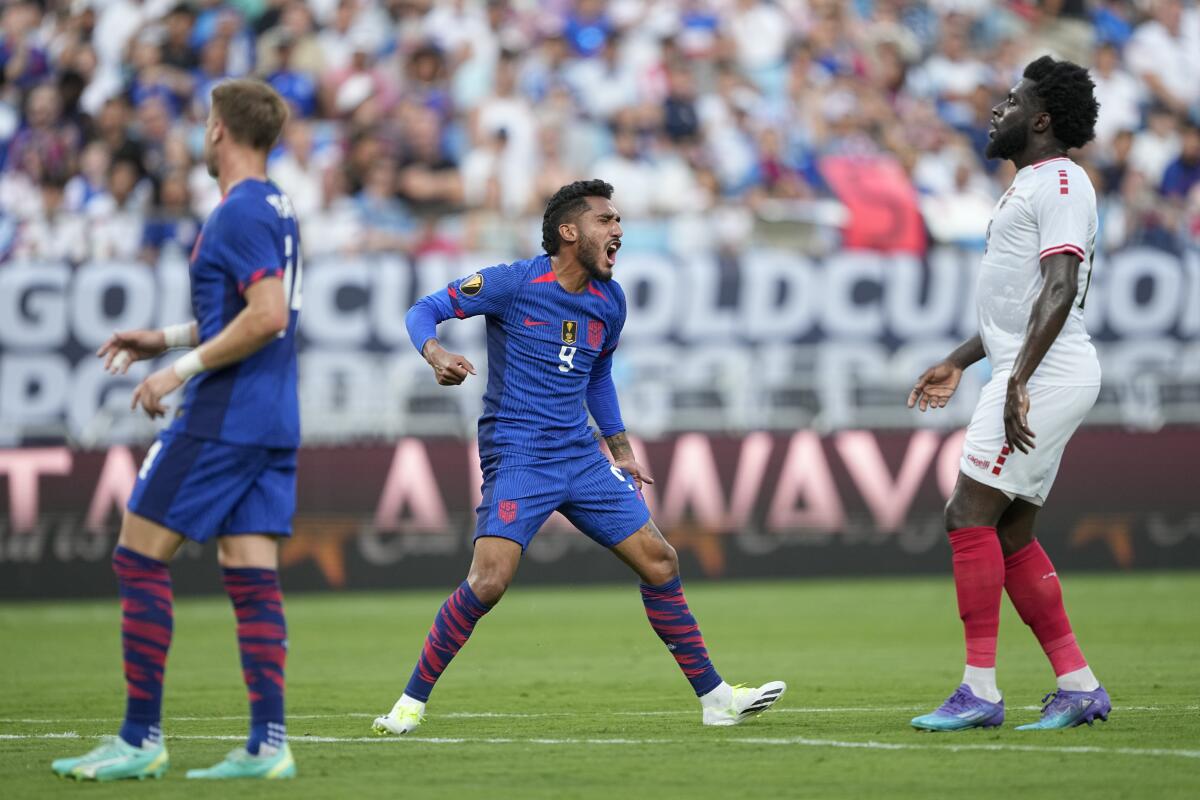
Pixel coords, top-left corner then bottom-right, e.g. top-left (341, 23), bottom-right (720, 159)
top-left (949, 526), bottom-right (1004, 668)
top-left (1004, 540), bottom-right (1087, 676)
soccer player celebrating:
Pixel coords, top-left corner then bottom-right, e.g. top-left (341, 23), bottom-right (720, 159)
top-left (372, 180), bottom-right (785, 734)
top-left (52, 80), bottom-right (301, 780)
top-left (907, 57), bottom-right (1109, 732)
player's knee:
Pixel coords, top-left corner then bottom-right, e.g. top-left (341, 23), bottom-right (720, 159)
top-left (466, 570), bottom-right (511, 607)
top-left (644, 541), bottom-right (679, 586)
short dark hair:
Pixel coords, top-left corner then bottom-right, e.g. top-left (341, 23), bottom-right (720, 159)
top-left (211, 78), bottom-right (289, 152)
top-left (1022, 55), bottom-right (1099, 150)
top-left (541, 179), bottom-right (613, 254)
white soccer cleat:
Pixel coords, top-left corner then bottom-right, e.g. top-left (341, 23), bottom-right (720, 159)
top-left (701, 681), bottom-right (787, 726)
top-left (372, 695), bottom-right (426, 736)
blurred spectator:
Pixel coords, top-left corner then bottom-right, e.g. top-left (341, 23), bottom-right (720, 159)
top-left (64, 141), bottom-right (112, 212)
top-left (1125, 0), bottom-right (1200, 116)
top-left (564, 0), bottom-right (612, 58)
top-left (266, 34), bottom-right (320, 118)
top-left (1090, 41), bottom-right (1142, 148)
top-left (566, 31), bottom-right (639, 122)
top-left (397, 106), bottom-right (462, 215)
top-left (258, 2), bottom-right (325, 78)
top-left (354, 155), bottom-right (413, 252)
top-left (1130, 106), bottom-right (1182, 188)
top-left (920, 156), bottom-right (995, 246)
top-left (162, 3), bottom-right (199, 71)
top-left (1, 1), bottom-right (52, 93)
top-left (6, 84), bottom-right (81, 181)
top-left (87, 153), bottom-right (151, 261)
top-left (1098, 129), bottom-right (1135, 197)
top-left (592, 123), bottom-right (656, 217)
top-left (1161, 123), bottom-right (1200, 201)
top-left (10, 170), bottom-right (90, 264)
top-left (140, 168), bottom-right (199, 263)
top-left (270, 119), bottom-right (331, 219)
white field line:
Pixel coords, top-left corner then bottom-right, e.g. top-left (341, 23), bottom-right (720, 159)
top-left (0, 705), bottom-right (1193, 725)
top-left (3, 731), bottom-right (1199, 761)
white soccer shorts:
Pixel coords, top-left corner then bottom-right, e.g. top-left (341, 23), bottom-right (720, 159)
top-left (958, 377), bottom-right (1099, 506)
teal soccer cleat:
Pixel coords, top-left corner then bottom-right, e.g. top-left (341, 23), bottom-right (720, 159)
top-left (51, 736), bottom-right (168, 781)
top-left (186, 743), bottom-right (296, 779)
top-left (1015, 686), bottom-right (1111, 730)
top-left (911, 684), bottom-right (1005, 731)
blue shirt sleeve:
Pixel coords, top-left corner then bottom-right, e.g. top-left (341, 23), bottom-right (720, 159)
top-left (586, 281), bottom-right (627, 436)
top-left (405, 263), bottom-right (520, 355)
top-left (211, 200), bottom-right (284, 294)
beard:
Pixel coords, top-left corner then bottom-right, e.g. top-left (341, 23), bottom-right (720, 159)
top-left (986, 121), bottom-right (1028, 160)
top-left (577, 232), bottom-right (613, 281)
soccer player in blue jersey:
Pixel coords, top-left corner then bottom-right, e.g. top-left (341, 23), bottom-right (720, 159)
top-left (52, 80), bottom-right (301, 781)
top-left (372, 180), bottom-right (785, 735)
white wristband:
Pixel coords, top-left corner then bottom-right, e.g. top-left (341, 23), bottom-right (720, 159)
top-left (163, 323), bottom-right (194, 349)
top-left (173, 350), bottom-right (206, 381)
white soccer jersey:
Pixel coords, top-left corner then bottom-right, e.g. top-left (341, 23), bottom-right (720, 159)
top-left (978, 156), bottom-right (1100, 386)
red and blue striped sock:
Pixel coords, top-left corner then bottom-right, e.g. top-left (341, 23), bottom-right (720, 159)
top-left (222, 567), bottom-right (288, 755)
top-left (113, 546), bottom-right (173, 748)
top-left (404, 580), bottom-right (492, 703)
top-left (640, 577), bottom-right (723, 696)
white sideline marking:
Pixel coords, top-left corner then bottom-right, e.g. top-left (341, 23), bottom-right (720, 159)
top-left (6, 731), bottom-right (1199, 760)
top-left (0, 705), bottom-right (1192, 725)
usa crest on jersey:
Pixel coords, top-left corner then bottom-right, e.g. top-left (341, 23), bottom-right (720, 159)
top-left (561, 320), bottom-right (578, 344)
top-left (587, 320), bottom-right (604, 350)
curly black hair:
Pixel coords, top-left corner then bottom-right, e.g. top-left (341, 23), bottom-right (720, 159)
top-left (541, 179), bottom-right (613, 254)
top-left (1023, 55), bottom-right (1099, 150)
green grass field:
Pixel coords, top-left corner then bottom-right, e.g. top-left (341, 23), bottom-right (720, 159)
top-left (2, 573), bottom-right (1198, 799)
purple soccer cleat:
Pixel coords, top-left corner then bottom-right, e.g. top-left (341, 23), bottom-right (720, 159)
top-left (1015, 686), bottom-right (1111, 730)
top-left (911, 684), bottom-right (1005, 732)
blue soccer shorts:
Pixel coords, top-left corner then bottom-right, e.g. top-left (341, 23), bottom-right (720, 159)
top-left (475, 448), bottom-right (651, 551)
top-left (127, 430), bottom-right (297, 543)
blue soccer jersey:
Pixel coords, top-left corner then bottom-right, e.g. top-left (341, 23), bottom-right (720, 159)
top-left (175, 178), bottom-right (302, 449)
top-left (407, 254), bottom-right (627, 461)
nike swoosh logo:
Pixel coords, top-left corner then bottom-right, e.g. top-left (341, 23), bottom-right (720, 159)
top-left (523, 318), bottom-right (549, 326)
top-left (1042, 572), bottom-right (1057, 579)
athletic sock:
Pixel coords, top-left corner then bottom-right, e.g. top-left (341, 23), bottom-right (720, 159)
top-left (403, 580), bottom-right (492, 703)
top-left (113, 546), bottom-right (173, 748)
top-left (222, 567), bottom-right (288, 755)
top-left (962, 665), bottom-right (1001, 703)
top-left (948, 527), bottom-right (1004, 697)
top-left (639, 577), bottom-right (723, 697)
top-left (1003, 541), bottom-right (1097, 690)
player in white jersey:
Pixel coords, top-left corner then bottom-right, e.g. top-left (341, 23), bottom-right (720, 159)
top-left (906, 56), bottom-right (1111, 732)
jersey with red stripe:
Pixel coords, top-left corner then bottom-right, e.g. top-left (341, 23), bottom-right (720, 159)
top-left (175, 178), bottom-right (302, 448)
top-left (979, 156), bottom-right (1099, 386)
top-left (409, 254), bottom-right (626, 460)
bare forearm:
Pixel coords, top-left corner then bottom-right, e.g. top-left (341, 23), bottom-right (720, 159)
top-left (193, 309), bottom-right (284, 371)
top-left (605, 431), bottom-right (633, 462)
top-left (947, 335), bottom-right (986, 370)
top-left (1011, 280), bottom-right (1076, 385)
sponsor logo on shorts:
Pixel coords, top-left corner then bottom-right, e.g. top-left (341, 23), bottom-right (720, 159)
top-left (966, 454), bottom-right (991, 471)
top-left (498, 500), bottom-right (518, 524)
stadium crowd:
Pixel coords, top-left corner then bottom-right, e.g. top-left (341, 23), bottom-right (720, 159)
top-left (0, 0), bottom-right (1198, 266)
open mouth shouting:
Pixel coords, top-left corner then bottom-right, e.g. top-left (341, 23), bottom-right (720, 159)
top-left (605, 239), bottom-right (621, 266)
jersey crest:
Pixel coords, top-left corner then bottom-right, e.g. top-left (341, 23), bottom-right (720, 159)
top-left (561, 320), bottom-right (578, 345)
top-left (588, 320), bottom-right (604, 350)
